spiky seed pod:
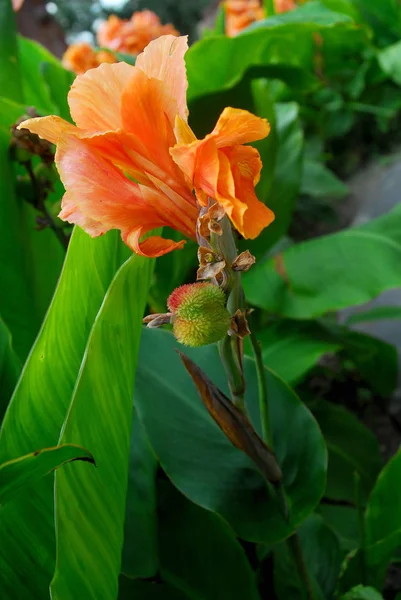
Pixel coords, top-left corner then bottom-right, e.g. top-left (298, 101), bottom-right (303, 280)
top-left (168, 282), bottom-right (230, 347)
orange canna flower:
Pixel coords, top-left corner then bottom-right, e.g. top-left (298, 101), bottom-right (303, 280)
top-left (275, 0), bottom-right (297, 12)
top-left (97, 10), bottom-right (179, 56)
top-left (224, 0), bottom-right (298, 36)
top-left (224, 0), bottom-right (265, 37)
top-left (62, 43), bottom-right (117, 75)
top-left (19, 35), bottom-right (274, 257)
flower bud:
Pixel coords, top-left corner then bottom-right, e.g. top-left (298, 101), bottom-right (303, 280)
top-left (168, 283), bottom-right (230, 347)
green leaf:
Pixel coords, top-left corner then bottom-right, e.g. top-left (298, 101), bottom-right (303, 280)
top-left (0, 0), bottom-right (23, 102)
top-left (135, 328), bottom-right (327, 544)
top-left (340, 584), bottom-right (384, 600)
top-left (17, 36), bottom-right (59, 113)
top-left (0, 444), bottom-right (94, 507)
top-left (186, 2), bottom-right (353, 103)
top-left (244, 102), bottom-right (304, 259)
top-left (346, 305), bottom-right (401, 325)
top-left (51, 252), bottom-right (154, 600)
top-left (248, 319), bottom-right (341, 384)
top-left (364, 447), bottom-right (401, 586)
top-left (309, 400), bottom-right (382, 502)
top-left (251, 0), bottom-right (352, 29)
top-left (40, 62), bottom-right (75, 121)
top-left (121, 409), bottom-right (158, 579)
top-left (243, 204), bottom-right (401, 319)
top-left (0, 127), bottom-right (41, 360)
top-left (157, 480), bottom-right (260, 599)
top-left (0, 228), bottom-right (130, 599)
top-left (320, 504), bottom-right (360, 552)
top-left (351, 0), bottom-right (401, 44)
top-left (378, 40), bottom-right (401, 87)
top-left (301, 159), bottom-right (349, 199)
top-left (273, 514), bottom-right (341, 600)
top-left (118, 577), bottom-right (188, 600)
top-left (0, 317), bottom-right (21, 420)
top-left (340, 329), bottom-right (398, 397)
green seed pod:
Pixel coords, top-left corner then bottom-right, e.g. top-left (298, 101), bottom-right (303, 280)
top-left (168, 283), bottom-right (230, 347)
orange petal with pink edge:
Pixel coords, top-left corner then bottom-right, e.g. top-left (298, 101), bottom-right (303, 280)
top-left (17, 115), bottom-right (77, 145)
top-left (135, 35), bottom-right (189, 121)
top-left (55, 134), bottom-right (148, 232)
top-left (211, 107), bottom-right (270, 147)
top-left (59, 192), bottom-right (108, 236)
top-left (221, 145), bottom-right (275, 238)
top-left (68, 61), bottom-right (135, 131)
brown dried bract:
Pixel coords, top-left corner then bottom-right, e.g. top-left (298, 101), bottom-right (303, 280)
top-left (229, 309), bottom-right (251, 339)
top-left (232, 250), bottom-right (256, 272)
top-left (143, 312), bottom-right (172, 328)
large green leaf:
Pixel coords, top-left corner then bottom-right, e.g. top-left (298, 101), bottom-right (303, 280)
top-left (17, 36), bottom-right (59, 114)
top-left (0, 228), bottom-right (130, 600)
top-left (121, 409), bottom-right (158, 579)
top-left (273, 514), bottom-right (341, 600)
top-left (301, 159), bottom-right (349, 199)
top-left (320, 504), bottom-right (360, 552)
top-left (378, 40), bottom-right (401, 87)
top-left (244, 204), bottom-right (401, 319)
top-left (135, 328), bottom-right (327, 544)
top-left (0, 317), bottom-right (20, 420)
top-left (51, 252), bottom-right (154, 600)
top-left (309, 400), bottom-right (382, 502)
top-left (364, 447), bottom-right (401, 586)
top-left (186, 2), bottom-right (353, 103)
top-left (0, 444), bottom-right (94, 506)
top-left (157, 481), bottom-right (260, 599)
top-left (0, 0), bottom-right (23, 103)
top-left (119, 577), bottom-right (188, 600)
top-left (351, 0), bottom-right (401, 45)
top-left (0, 127), bottom-right (40, 359)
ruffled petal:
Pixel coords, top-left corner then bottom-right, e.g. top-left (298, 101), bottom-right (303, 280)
top-left (18, 115), bottom-right (77, 145)
top-left (123, 225), bottom-right (186, 258)
top-left (170, 137), bottom-right (220, 202)
top-left (222, 146), bottom-right (274, 238)
top-left (68, 61), bottom-right (135, 131)
top-left (211, 107), bottom-right (270, 147)
top-left (135, 35), bottom-right (189, 121)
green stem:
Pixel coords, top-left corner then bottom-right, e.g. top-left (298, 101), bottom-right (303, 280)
top-left (288, 533), bottom-right (315, 600)
top-left (264, 0), bottom-right (276, 17)
top-left (249, 327), bottom-right (272, 446)
top-left (213, 216), bottom-right (246, 410)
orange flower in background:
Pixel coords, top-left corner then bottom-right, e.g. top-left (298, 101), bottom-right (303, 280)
top-left (224, 0), bottom-right (298, 36)
top-left (19, 36), bottom-right (273, 257)
top-left (224, 0), bottom-right (265, 37)
top-left (97, 10), bottom-right (179, 55)
top-left (62, 43), bottom-right (117, 75)
top-left (12, 0), bottom-right (24, 10)
top-left (275, 0), bottom-right (297, 12)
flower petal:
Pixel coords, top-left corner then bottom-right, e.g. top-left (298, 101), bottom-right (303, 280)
top-left (123, 226), bottom-right (186, 258)
top-left (59, 192), bottom-right (108, 236)
top-left (211, 107), bottom-right (270, 147)
top-left (135, 35), bottom-right (189, 121)
top-left (222, 146), bottom-right (275, 238)
top-left (68, 61), bottom-right (135, 131)
top-left (18, 115), bottom-right (76, 145)
top-left (170, 137), bottom-right (220, 202)
top-left (55, 134), bottom-right (149, 233)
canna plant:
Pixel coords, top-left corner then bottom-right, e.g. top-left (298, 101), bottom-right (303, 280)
top-left (3, 1), bottom-right (401, 600)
